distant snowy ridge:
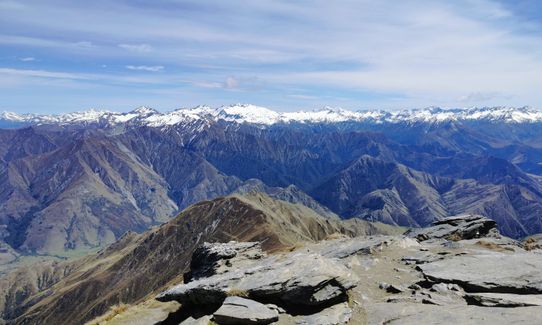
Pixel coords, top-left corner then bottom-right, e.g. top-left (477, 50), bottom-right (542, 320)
top-left (2, 104), bottom-right (542, 127)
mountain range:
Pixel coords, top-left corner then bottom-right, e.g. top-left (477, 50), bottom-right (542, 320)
top-left (3, 105), bottom-right (542, 128)
top-left (2, 105), bottom-right (542, 258)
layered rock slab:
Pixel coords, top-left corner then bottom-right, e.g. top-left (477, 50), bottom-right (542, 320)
top-left (418, 252), bottom-right (542, 293)
top-left (156, 248), bottom-right (357, 307)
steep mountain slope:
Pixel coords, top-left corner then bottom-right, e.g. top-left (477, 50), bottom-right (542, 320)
top-left (0, 129), bottom-right (179, 254)
top-left (311, 155), bottom-right (451, 226)
top-left (0, 193), bottom-right (398, 325)
top-left (2, 105), bottom-right (542, 258)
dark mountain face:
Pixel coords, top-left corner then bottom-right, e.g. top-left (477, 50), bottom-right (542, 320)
top-left (2, 112), bottom-right (542, 256)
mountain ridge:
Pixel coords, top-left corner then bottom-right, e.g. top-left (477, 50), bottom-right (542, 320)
top-left (2, 105), bottom-right (542, 128)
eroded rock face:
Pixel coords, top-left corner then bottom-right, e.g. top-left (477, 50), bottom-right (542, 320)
top-left (405, 214), bottom-right (498, 242)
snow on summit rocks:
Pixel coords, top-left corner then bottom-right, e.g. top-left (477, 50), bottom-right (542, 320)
top-left (2, 105), bottom-right (542, 128)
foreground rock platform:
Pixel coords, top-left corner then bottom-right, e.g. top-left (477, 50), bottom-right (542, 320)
top-left (150, 214), bottom-right (542, 324)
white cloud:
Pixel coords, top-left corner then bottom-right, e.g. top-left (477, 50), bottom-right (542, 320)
top-left (19, 57), bottom-right (35, 62)
top-left (125, 65), bottom-right (164, 72)
top-left (224, 76), bottom-right (239, 89)
top-left (118, 43), bottom-right (152, 53)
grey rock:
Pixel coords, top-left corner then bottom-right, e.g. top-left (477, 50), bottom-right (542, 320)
top-left (418, 252), bottom-right (542, 293)
top-left (466, 293), bottom-right (542, 307)
top-left (265, 303), bottom-right (286, 314)
top-left (156, 242), bottom-right (357, 307)
top-left (401, 252), bottom-right (444, 265)
top-left (442, 241), bottom-right (462, 249)
top-left (430, 283), bottom-right (462, 293)
top-left (212, 296), bottom-right (278, 325)
top-left (405, 214), bottom-right (497, 242)
top-left (387, 287), bottom-right (466, 306)
top-left (408, 284), bottom-right (422, 291)
top-left (184, 241), bottom-right (264, 283)
top-left (294, 302), bottom-right (352, 325)
top-left (379, 282), bottom-right (404, 293)
top-left (311, 236), bottom-right (393, 259)
top-left (367, 302), bottom-right (542, 325)
top-left (180, 315), bottom-right (213, 325)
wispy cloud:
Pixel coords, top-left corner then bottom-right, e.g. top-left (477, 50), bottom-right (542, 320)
top-left (19, 57), bottom-right (35, 62)
top-left (73, 41), bottom-right (93, 49)
top-left (125, 65), bottom-right (164, 72)
top-left (458, 91), bottom-right (514, 103)
top-left (118, 43), bottom-right (152, 53)
top-left (0, 68), bottom-right (92, 80)
top-left (2, 0), bottom-right (542, 111)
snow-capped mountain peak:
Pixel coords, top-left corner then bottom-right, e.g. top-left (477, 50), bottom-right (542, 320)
top-left (130, 106), bottom-right (158, 115)
top-left (2, 105), bottom-right (542, 128)
top-left (216, 104), bottom-right (281, 125)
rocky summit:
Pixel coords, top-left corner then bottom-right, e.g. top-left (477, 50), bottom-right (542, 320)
top-left (142, 214), bottom-right (542, 325)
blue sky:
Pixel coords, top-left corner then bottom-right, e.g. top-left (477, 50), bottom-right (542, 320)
top-left (1, 0), bottom-right (542, 113)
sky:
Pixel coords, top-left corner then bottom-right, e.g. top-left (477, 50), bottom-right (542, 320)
top-left (1, 0), bottom-right (542, 113)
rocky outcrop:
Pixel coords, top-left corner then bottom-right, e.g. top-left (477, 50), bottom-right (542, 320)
top-left (156, 241), bottom-right (357, 308)
top-left (404, 214), bottom-right (499, 241)
top-left (184, 241), bottom-right (264, 283)
top-left (73, 212), bottom-right (542, 324)
top-left (153, 236), bottom-right (409, 324)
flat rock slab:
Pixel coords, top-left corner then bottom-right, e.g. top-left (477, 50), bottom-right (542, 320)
top-left (466, 293), bottom-right (542, 307)
top-left (156, 250), bottom-right (357, 306)
top-left (367, 302), bottom-right (542, 325)
top-left (294, 302), bottom-right (352, 325)
top-left (418, 252), bottom-right (542, 293)
top-left (213, 296), bottom-right (278, 325)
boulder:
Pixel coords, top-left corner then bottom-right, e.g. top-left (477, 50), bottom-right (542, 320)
top-left (405, 214), bottom-right (498, 242)
top-left (212, 296), bottom-right (278, 325)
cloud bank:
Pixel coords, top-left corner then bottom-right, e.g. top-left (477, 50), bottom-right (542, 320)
top-left (1, 0), bottom-right (541, 112)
